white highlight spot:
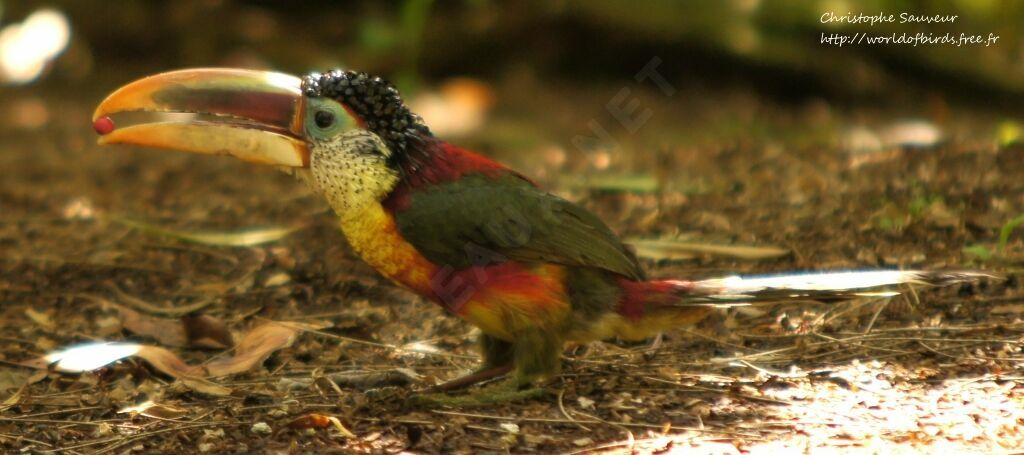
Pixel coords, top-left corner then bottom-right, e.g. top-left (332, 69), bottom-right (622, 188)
top-left (45, 342), bottom-right (141, 372)
top-left (0, 9), bottom-right (71, 84)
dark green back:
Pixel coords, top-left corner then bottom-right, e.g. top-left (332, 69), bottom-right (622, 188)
top-left (393, 173), bottom-right (644, 280)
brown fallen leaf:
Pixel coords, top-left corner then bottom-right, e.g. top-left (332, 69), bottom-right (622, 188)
top-left (182, 314), bottom-right (233, 349)
top-left (205, 322), bottom-right (323, 377)
top-left (131, 345), bottom-right (202, 376)
top-left (81, 344), bottom-right (229, 396)
top-left (120, 306), bottom-right (189, 347)
top-left (117, 305), bottom-right (231, 349)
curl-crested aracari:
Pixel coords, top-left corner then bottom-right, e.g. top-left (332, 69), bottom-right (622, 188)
top-left (93, 69), bottom-right (990, 404)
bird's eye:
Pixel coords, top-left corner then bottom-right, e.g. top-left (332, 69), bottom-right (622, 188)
top-left (314, 110), bottom-right (335, 129)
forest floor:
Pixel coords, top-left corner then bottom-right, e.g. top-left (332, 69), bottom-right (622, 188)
top-left (1, 73), bottom-right (1022, 454)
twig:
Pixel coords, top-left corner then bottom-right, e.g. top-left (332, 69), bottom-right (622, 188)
top-left (3, 406), bottom-right (104, 419)
top-left (0, 432), bottom-right (55, 448)
top-left (556, 388), bottom-right (591, 431)
top-left (0, 417), bottom-right (109, 426)
top-left (862, 295), bottom-right (891, 334)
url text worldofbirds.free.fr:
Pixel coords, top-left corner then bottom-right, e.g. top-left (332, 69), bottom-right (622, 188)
top-left (820, 32), bottom-right (1000, 48)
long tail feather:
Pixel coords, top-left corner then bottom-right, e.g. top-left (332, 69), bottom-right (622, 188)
top-left (671, 270), bottom-right (997, 307)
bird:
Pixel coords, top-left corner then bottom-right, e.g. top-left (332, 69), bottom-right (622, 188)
top-left (92, 68), bottom-right (992, 405)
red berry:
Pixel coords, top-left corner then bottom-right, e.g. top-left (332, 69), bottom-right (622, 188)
top-left (93, 116), bottom-right (115, 135)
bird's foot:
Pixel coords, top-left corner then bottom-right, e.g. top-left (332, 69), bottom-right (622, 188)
top-left (410, 377), bottom-right (547, 408)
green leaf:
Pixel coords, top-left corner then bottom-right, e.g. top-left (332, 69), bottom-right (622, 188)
top-left (569, 174), bottom-right (660, 193)
top-left (998, 214), bottom-right (1024, 253)
top-left (962, 244), bottom-right (993, 261)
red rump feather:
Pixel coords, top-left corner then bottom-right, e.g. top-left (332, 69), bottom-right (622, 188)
top-left (617, 279), bottom-right (693, 321)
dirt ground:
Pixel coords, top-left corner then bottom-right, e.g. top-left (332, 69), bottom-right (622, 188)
top-left (1, 75), bottom-right (1022, 454)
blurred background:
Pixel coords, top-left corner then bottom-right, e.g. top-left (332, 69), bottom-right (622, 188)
top-left (3, 0), bottom-right (1024, 271)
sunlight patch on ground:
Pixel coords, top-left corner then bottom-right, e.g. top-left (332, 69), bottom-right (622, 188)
top-left (592, 359), bottom-right (1024, 453)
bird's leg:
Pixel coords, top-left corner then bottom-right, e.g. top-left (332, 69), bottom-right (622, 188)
top-left (510, 328), bottom-right (562, 385)
top-left (411, 330), bottom-right (561, 407)
top-left (426, 335), bottom-right (514, 393)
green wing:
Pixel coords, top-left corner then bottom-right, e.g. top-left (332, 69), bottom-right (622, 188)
top-left (393, 173), bottom-right (644, 280)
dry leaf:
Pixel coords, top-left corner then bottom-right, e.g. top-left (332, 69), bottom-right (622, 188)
top-left (120, 306), bottom-right (189, 347)
top-left (113, 345), bottom-right (228, 395)
top-left (288, 413), bottom-right (356, 437)
top-left (182, 315), bottom-right (233, 349)
top-left (263, 272), bottom-right (292, 287)
top-left (631, 243), bottom-right (696, 261)
top-left (205, 322), bottom-right (313, 377)
top-left (119, 400), bottom-right (189, 419)
top-left (131, 345), bottom-right (201, 375)
top-left (25, 321), bottom-right (326, 396)
top-left (108, 215), bottom-right (300, 247)
top-left (627, 238), bottom-right (790, 260)
top-left (34, 343), bottom-right (225, 395)
top-left (118, 305), bottom-right (231, 349)
top-left (24, 308), bottom-right (55, 329)
top-left (0, 384), bottom-right (27, 412)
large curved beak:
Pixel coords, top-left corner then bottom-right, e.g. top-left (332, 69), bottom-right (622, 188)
top-left (93, 68), bottom-right (309, 167)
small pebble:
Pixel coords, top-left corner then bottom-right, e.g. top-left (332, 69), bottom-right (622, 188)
top-left (251, 422), bottom-right (272, 434)
top-left (93, 116), bottom-right (115, 135)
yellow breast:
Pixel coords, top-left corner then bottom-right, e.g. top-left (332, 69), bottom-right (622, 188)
top-left (338, 202), bottom-right (435, 294)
